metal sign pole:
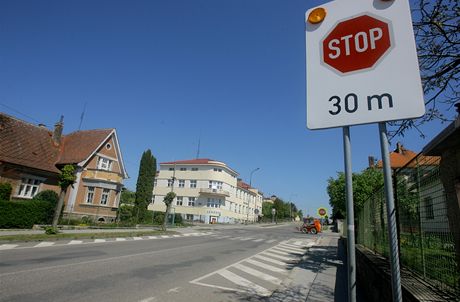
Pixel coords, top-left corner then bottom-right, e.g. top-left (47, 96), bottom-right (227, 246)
top-left (378, 122), bottom-right (402, 302)
top-left (343, 126), bottom-right (356, 302)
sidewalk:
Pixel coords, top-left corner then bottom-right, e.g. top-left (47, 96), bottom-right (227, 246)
top-left (269, 231), bottom-right (347, 302)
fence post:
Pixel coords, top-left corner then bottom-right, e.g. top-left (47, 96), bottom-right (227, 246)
top-left (415, 157), bottom-right (427, 279)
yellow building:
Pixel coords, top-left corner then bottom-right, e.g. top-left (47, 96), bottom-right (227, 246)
top-left (149, 159), bottom-right (263, 224)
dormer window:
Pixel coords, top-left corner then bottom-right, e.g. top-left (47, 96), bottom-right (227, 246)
top-left (98, 157), bottom-right (112, 171)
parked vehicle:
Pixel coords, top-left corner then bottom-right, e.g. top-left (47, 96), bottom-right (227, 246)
top-left (298, 218), bottom-right (322, 234)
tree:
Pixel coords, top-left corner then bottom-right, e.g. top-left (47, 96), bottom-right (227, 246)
top-left (327, 168), bottom-right (384, 218)
top-left (117, 188), bottom-right (136, 222)
top-left (52, 164), bottom-right (76, 228)
top-left (390, 0), bottom-right (459, 137)
top-left (134, 150), bottom-right (157, 223)
top-left (162, 192), bottom-right (176, 231)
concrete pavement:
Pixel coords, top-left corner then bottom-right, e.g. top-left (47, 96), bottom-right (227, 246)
top-left (1, 223), bottom-right (348, 301)
top-left (269, 231), bottom-right (346, 302)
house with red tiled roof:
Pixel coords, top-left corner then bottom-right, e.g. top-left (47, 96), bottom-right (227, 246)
top-left (375, 142), bottom-right (440, 169)
top-left (0, 112), bottom-right (128, 223)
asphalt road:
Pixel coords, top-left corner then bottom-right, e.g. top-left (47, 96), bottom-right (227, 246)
top-left (0, 223), bottom-right (318, 302)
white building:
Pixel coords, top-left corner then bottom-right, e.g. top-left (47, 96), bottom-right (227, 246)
top-left (149, 159), bottom-right (263, 224)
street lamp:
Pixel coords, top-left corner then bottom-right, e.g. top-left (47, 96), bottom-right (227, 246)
top-left (247, 168), bottom-right (260, 224)
top-left (289, 194), bottom-right (297, 222)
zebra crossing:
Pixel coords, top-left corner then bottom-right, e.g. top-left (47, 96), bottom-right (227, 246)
top-left (0, 232), bottom-right (279, 251)
top-left (189, 239), bottom-right (314, 297)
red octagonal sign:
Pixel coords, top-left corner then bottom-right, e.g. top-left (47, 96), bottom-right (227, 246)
top-left (322, 14), bottom-right (393, 74)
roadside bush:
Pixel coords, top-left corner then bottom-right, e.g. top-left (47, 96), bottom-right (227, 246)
top-left (0, 199), bottom-right (56, 228)
top-left (44, 226), bottom-right (59, 234)
top-left (0, 182), bottom-right (12, 201)
top-left (33, 190), bottom-right (59, 204)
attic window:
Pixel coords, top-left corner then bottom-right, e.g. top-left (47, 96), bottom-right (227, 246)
top-left (106, 143), bottom-right (112, 150)
top-left (98, 157), bottom-right (113, 171)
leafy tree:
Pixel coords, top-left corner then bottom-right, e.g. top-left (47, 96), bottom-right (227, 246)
top-left (391, 0), bottom-right (459, 137)
top-left (117, 188), bottom-right (136, 223)
top-left (162, 192), bottom-right (176, 231)
top-left (134, 150), bottom-right (157, 223)
top-left (52, 164), bottom-right (76, 228)
top-left (327, 168), bottom-right (384, 218)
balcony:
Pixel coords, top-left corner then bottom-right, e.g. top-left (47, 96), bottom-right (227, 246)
top-left (199, 188), bottom-right (230, 197)
top-left (82, 170), bottom-right (123, 184)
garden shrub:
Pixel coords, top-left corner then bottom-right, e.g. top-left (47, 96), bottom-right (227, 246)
top-left (33, 190), bottom-right (59, 204)
top-left (0, 182), bottom-right (12, 201)
top-left (0, 199), bottom-right (56, 228)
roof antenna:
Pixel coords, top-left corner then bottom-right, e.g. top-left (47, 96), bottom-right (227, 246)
top-left (196, 135), bottom-right (201, 159)
top-left (78, 102), bottom-right (87, 131)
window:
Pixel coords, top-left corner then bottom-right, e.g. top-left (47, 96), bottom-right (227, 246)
top-left (191, 167), bottom-right (198, 171)
top-left (208, 181), bottom-right (223, 190)
top-left (179, 180), bottom-right (185, 188)
top-left (186, 214), bottom-right (194, 220)
top-left (167, 179), bottom-right (174, 187)
top-left (206, 198), bottom-right (220, 208)
top-left (169, 167), bottom-right (175, 171)
top-left (180, 167), bottom-right (187, 171)
top-left (101, 189), bottom-right (110, 205)
top-left (190, 180), bottom-right (197, 188)
top-left (213, 168), bottom-right (222, 172)
top-left (106, 143), bottom-right (111, 150)
top-left (98, 157), bottom-right (112, 171)
top-left (176, 196), bottom-right (183, 206)
top-left (188, 197), bottom-right (195, 207)
top-left (86, 187), bottom-right (95, 203)
top-left (17, 177), bottom-right (42, 198)
top-left (425, 197), bottom-right (434, 220)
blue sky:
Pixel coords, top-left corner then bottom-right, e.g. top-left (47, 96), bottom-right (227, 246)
top-left (0, 0), bottom-right (455, 216)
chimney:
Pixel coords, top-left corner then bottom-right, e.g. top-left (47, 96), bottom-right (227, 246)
top-left (368, 156), bottom-right (375, 168)
top-left (53, 115), bottom-right (64, 145)
top-left (396, 142), bottom-right (404, 154)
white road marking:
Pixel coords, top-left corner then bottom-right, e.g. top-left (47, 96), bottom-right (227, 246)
top-left (183, 233), bottom-right (193, 237)
top-left (138, 296), bottom-right (158, 302)
top-left (34, 242), bottom-right (55, 248)
top-left (278, 243), bottom-right (306, 251)
top-left (293, 240), bottom-right (303, 246)
top-left (68, 240), bottom-right (83, 245)
top-left (253, 255), bottom-right (287, 266)
top-left (147, 236), bottom-right (158, 239)
top-left (172, 235), bottom-right (181, 238)
top-left (133, 237), bottom-right (143, 240)
top-left (273, 245), bottom-right (305, 254)
top-left (217, 269), bottom-right (271, 297)
top-left (161, 235), bottom-right (170, 238)
top-left (0, 244), bottom-right (18, 250)
top-left (239, 237), bottom-right (253, 241)
top-left (252, 238), bottom-right (264, 242)
top-left (261, 251), bottom-right (296, 262)
top-left (229, 237), bottom-right (243, 240)
top-left (233, 263), bottom-right (282, 285)
top-left (270, 248), bottom-right (304, 256)
top-left (266, 239), bottom-right (276, 243)
top-left (94, 239), bottom-right (106, 243)
top-left (167, 287), bottom-right (181, 293)
top-left (244, 259), bottom-right (287, 274)
top-left (116, 238), bottom-right (126, 241)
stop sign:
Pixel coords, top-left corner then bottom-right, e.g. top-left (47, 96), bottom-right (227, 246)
top-left (322, 14), bottom-right (392, 74)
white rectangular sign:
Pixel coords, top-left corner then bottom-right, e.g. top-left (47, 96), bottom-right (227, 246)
top-left (305, 0), bottom-right (425, 129)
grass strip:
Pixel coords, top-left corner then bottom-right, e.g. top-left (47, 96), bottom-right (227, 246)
top-left (0, 230), bottom-right (176, 243)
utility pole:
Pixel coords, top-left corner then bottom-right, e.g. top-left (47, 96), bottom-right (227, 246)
top-left (247, 168), bottom-right (260, 224)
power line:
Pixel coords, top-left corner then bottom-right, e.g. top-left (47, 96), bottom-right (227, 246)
top-left (0, 102), bottom-right (45, 125)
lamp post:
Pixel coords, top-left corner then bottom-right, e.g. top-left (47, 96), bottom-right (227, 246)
top-left (247, 168), bottom-right (260, 224)
top-left (289, 194), bottom-right (297, 222)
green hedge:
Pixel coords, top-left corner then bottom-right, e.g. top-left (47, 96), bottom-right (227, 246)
top-left (0, 182), bottom-right (12, 201)
top-left (0, 199), bottom-right (56, 229)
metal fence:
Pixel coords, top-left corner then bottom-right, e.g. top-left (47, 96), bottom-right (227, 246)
top-left (357, 153), bottom-right (459, 297)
